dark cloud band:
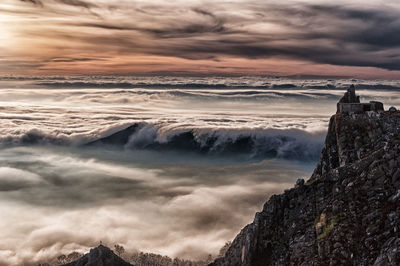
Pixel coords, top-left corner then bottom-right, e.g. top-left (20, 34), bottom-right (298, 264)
top-left (12, 1), bottom-right (400, 75)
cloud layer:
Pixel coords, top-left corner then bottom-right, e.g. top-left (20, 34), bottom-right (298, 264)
top-left (0, 78), bottom-right (399, 264)
top-left (1, 77), bottom-right (400, 150)
top-left (0, 146), bottom-right (312, 265)
top-left (1, 0), bottom-right (400, 77)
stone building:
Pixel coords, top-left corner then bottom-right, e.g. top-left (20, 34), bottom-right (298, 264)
top-left (337, 85), bottom-right (384, 114)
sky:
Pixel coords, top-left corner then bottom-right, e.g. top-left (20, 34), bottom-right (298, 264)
top-left (1, 0), bottom-right (400, 78)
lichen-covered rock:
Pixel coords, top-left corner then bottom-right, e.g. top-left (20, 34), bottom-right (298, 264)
top-left (210, 109), bottom-right (400, 266)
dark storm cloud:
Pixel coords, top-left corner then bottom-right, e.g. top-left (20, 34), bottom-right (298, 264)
top-left (281, 5), bottom-right (400, 53)
top-left (19, 0), bottom-right (43, 7)
top-left (74, 8), bottom-right (228, 37)
top-left (61, 3), bottom-right (400, 70)
top-left (19, 0), bottom-right (96, 8)
top-left (153, 4), bottom-right (400, 69)
top-left (143, 7), bottom-right (227, 37)
top-left (46, 57), bottom-right (103, 62)
top-left (56, 0), bottom-right (96, 9)
top-left (12, 1), bottom-right (400, 73)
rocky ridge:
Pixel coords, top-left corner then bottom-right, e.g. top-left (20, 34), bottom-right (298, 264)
top-left (211, 91), bottom-right (400, 265)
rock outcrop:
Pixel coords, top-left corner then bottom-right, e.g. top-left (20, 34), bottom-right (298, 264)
top-left (211, 88), bottom-right (400, 265)
top-left (63, 245), bottom-right (133, 266)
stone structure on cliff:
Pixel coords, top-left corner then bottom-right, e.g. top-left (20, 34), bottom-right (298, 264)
top-left (337, 85), bottom-right (384, 114)
top-left (211, 87), bottom-right (400, 266)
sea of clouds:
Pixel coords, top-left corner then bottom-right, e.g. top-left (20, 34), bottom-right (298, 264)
top-left (0, 76), bottom-right (399, 265)
top-left (0, 146), bottom-right (313, 265)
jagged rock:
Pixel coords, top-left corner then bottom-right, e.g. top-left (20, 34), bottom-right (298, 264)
top-left (210, 88), bottom-right (400, 266)
top-left (63, 245), bottom-right (133, 266)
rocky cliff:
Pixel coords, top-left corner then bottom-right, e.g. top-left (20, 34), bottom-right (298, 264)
top-left (211, 106), bottom-right (400, 265)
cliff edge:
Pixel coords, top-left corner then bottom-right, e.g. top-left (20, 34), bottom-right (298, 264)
top-left (210, 88), bottom-right (400, 266)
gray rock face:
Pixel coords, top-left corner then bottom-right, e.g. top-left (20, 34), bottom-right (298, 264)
top-left (63, 245), bottom-right (133, 266)
top-left (210, 109), bottom-right (400, 265)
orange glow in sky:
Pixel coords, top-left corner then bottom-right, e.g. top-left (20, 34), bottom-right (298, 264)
top-left (1, 0), bottom-right (400, 78)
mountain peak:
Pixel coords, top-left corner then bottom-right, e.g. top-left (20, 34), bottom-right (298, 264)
top-left (63, 245), bottom-right (133, 266)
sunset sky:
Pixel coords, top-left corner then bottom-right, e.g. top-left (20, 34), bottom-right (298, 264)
top-left (1, 0), bottom-right (400, 78)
